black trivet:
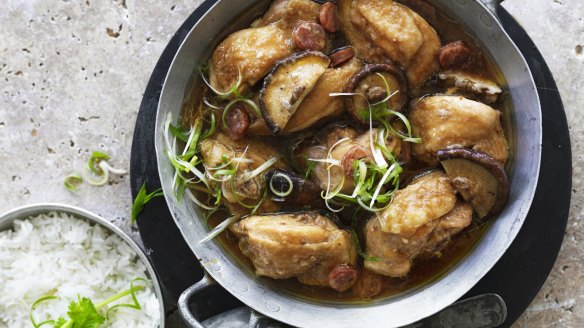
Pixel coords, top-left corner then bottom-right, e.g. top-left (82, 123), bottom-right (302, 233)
top-left (129, 4), bottom-right (572, 327)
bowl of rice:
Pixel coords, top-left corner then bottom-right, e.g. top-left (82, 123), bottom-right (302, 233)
top-left (0, 203), bottom-right (164, 327)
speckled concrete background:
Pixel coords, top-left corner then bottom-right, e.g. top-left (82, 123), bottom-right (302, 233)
top-left (0, 0), bottom-right (581, 327)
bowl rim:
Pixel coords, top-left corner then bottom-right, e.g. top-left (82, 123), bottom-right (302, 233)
top-left (0, 202), bottom-right (166, 328)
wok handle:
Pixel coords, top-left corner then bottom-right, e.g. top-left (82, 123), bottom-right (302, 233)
top-left (178, 273), bottom-right (217, 328)
top-left (477, 0), bottom-right (503, 16)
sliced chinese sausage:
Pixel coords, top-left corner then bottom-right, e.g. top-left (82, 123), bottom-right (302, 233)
top-left (329, 46), bottom-right (355, 67)
top-left (344, 63), bottom-right (409, 126)
top-left (328, 264), bottom-right (359, 292)
top-left (260, 51), bottom-right (330, 134)
top-left (437, 148), bottom-right (509, 221)
top-left (439, 41), bottom-right (472, 69)
top-left (224, 105), bottom-right (250, 140)
top-left (319, 1), bottom-right (339, 33)
top-left (293, 22), bottom-right (326, 51)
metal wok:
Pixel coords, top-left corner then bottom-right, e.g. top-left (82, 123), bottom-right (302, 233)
top-left (154, 0), bottom-right (542, 326)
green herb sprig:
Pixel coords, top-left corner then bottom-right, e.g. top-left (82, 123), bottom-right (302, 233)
top-left (132, 182), bottom-right (163, 223)
top-left (30, 278), bottom-right (147, 328)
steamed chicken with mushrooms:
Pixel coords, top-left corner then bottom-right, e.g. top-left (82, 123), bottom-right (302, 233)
top-left (165, 0), bottom-right (511, 300)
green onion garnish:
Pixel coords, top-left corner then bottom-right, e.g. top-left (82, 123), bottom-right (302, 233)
top-left (63, 174), bottom-right (82, 191)
top-left (131, 182), bottom-right (163, 224)
top-left (87, 151), bottom-right (110, 175)
top-left (269, 172), bottom-right (293, 197)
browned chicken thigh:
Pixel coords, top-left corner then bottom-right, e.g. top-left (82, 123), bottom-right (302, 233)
top-left (209, 0), bottom-right (322, 95)
top-left (339, 0), bottom-right (441, 88)
top-left (409, 95), bottom-right (509, 166)
top-left (230, 212), bottom-right (359, 291)
top-left (251, 0), bottom-right (320, 29)
top-left (199, 133), bottom-right (286, 216)
top-left (209, 25), bottom-right (294, 94)
top-left (364, 171), bottom-right (472, 277)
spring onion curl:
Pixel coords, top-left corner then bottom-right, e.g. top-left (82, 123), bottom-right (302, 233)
top-left (200, 67), bottom-right (244, 100)
top-left (203, 97), bottom-right (222, 110)
top-left (30, 296), bottom-right (59, 328)
top-left (269, 172), bottom-right (294, 197)
top-left (315, 137), bottom-right (350, 212)
top-left (63, 174), bottom-right (82, 191)
top-left (201, 110), bottom-right (217, 140)
top-left (82, 152), bottom-right (127, 186)
top-left (87, 151), bottom-right (109, 175)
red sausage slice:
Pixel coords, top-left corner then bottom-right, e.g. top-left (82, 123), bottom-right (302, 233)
top-left (293, 22), bottom-right (326, 51)
top-left (329, 264), bottom-right (359, 292)
top-left (439, 41), bottom-right (472, 69)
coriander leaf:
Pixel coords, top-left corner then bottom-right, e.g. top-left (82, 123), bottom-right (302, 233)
top-left (132, 182), bottom-right (163, 223)
top-left (54, 317), bottom-right (67, 328)
top-left (67, 296), bottom-right (105, 328)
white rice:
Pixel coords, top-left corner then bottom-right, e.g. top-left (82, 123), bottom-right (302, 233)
top-left (0, 212), bottom-right (161, 328)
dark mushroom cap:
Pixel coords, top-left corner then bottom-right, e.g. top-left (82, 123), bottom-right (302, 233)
top-left (265, 168), bottom-right (325, 209)
top-left (259, 51), bottom-right (330, 134)
top-left (344, 63), bottom-right (410, 126)
top-left (437, 148), bottom-right (509, 222)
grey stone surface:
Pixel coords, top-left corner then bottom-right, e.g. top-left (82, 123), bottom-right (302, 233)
top-left (0, 0), bottom-right (581, 327)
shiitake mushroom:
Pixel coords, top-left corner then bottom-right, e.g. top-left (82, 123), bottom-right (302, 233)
top-left (344, 63), bottom-right (409, 126)
top-left (437, 70), bottom-right (503, 104)
top-left (259, 51), bottom-right (330, 134)
top-left (437, 148), bottom-right (509, 221)
top-left (265, 168), bottom-right (325, 209)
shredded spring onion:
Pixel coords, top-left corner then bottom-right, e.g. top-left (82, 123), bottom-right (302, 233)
top-left (87, 151), bottom-right (110, 175)
top-left (82, 158), bottom-right (126, 186)
top-left (200, 67), bottom-right (243, 100)
top-left (239, 157), bottom-right (278, 182)
top-left (64, 174), bottom-right (82, 191)
top-left (199, 215), bottom-right (239, 244)
top-left (186, 189), bottom-right (218, 211)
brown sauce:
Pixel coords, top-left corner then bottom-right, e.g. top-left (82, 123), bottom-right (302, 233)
top-left (181, 0), bottom-right (510, 302)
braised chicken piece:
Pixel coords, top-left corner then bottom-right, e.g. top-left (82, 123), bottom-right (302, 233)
top-left (364, 171), bottom-right (472, 277)
top-left (339, 0), bottom-right (441, 88)
top-left (209, 25), bottom-right (293, 95)
top-left (251, 0), bottom-right (320, 29)
top-left (304, 125), bottom-right (399, 194)
top-left (230, 212), bottom-right (359, 291)
top-left (210, 0), bottom-right (330, 95)
top-left (199, 133), bottom-right (287, 216)
top-left (409, 95), bottom-right (509, 166)
top-left (376, 171), bottom-right (457, 236)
